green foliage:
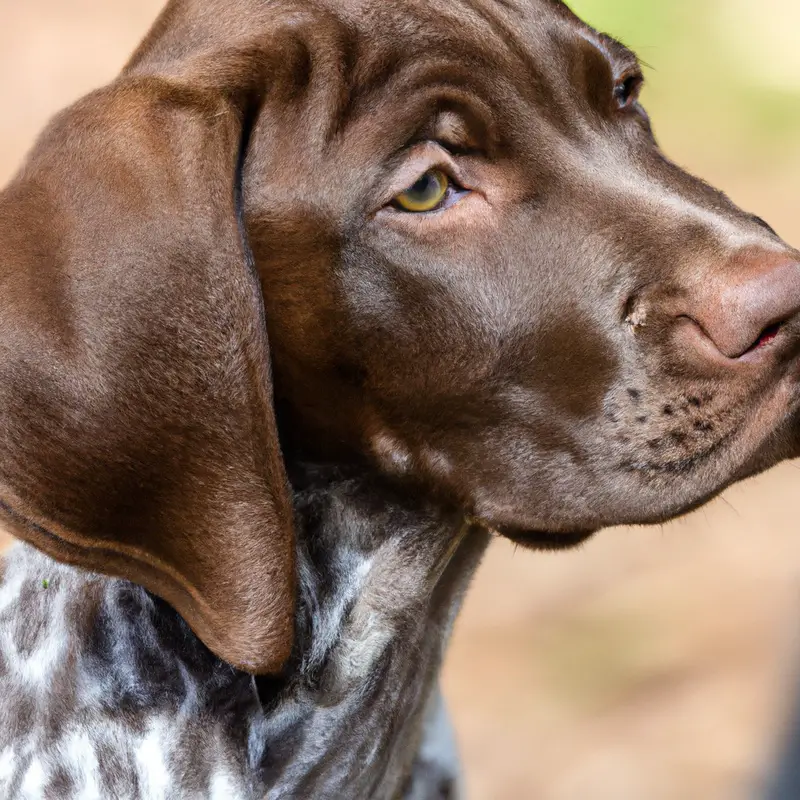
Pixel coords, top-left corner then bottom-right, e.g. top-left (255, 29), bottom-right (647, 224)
top-left (566, 0), bottom-right (800, 163)
top-left (568, 0), bottom-right (678, 48)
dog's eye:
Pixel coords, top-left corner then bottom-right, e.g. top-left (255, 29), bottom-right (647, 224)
top-left (393, 169), bottom-right (450, 213)
top-left (614, 74), bottom-right (644, 111)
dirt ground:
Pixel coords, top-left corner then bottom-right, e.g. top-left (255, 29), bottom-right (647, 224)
top-left (2, 2), bottom-right (800, 798)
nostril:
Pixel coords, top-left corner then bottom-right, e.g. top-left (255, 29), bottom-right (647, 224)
top-left (746, 322), bottom-right (782, 354)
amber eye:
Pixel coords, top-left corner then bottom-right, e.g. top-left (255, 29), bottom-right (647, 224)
top-left (393, 169), bottom-right (450, 212)
top-left (614, 74), bottom-right (644, 110)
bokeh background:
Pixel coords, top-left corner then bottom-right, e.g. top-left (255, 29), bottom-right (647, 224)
top-left (1, 1), bottom-right (800, 798)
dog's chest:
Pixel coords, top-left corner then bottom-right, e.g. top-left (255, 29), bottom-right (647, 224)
top-left (0, 715), bottom-right (254, 800)
top-left (0, 546), bottom-right (262, 800)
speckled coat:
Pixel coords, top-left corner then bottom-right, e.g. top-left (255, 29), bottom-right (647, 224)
top-left (0, 474), bottom-right (488, 799)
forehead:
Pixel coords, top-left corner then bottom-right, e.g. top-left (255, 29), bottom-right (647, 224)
top-left (339, 0), bottom-right (630, 70)
top-left (327, 0), bottom-right (638, 121)
top-left (308, 0), bottom-right (637, 152)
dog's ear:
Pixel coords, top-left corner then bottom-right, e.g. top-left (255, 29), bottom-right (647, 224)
top-left (0, 6), bottom-right (296, 674)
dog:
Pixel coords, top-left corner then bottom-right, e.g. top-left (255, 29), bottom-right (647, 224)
top-left (2, 0), bottom-right (800, 797)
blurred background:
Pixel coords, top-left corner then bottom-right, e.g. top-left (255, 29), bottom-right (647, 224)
top-left (1, 1), bottom-right (799, 798)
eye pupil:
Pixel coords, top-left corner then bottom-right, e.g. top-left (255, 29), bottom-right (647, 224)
top-left (615, 75), bottom-right (642, 109)
top-left (411, 173), bottom-right (437, 195)
top-left (393, 169), bottom-right (450, 213)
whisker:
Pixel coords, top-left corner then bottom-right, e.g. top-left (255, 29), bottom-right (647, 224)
top-left (719, 495), bottom-right (741, 518)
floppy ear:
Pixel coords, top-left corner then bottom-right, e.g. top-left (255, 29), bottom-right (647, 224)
top-left (0, 15), bottom-right (295, 674)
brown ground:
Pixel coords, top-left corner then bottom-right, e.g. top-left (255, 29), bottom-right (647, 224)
top-left (2, 2), bottom-right (800, 798)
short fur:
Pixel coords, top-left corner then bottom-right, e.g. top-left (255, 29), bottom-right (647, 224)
top-left (1, 468), bottom-right (485, 798)
top-left (2, 0), bottom-right (800, 797)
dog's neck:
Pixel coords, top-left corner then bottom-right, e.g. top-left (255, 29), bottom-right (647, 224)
top-left (0, 465), bottom-right (488, 799)
top-left (253, 465), bottom-right (489, 797)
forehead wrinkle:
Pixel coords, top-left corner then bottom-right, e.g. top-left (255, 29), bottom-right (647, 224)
top-left (349, 0), bottom-right (558, 96)
top-left (577, 27), bottom-right (642, 76)
top-left (441, 0), bottom-right (549, 80)
top-left (334, 75), bottom-right (501, 167)
top-left (307, 0), bottom-right (622, 159)
top-left (333, 47), bottom-right (515, 151)
top-left (332, 0), bottom-right (588, 147)
top-left (425, 0), bottom-right (629, 135)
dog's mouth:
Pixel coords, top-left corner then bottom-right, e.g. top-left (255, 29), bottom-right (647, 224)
top-left (494, 525), bottom-right (599, 551)
top-left (468, 366), bottom-right (800, 550)
top-left (489, 407), bottom-right (791, 548)
top-left (467, 514), bottom-right (598, 550)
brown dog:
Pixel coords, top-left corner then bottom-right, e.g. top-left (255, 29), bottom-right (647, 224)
top-left (1, 1), bottom-right (799, 795)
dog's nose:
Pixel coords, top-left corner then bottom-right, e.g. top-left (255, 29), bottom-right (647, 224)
top-left (683, 249), bottom-right (800, 360)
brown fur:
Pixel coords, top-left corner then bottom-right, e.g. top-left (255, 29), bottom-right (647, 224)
top-left (2, 0), bottom-right (800, 676)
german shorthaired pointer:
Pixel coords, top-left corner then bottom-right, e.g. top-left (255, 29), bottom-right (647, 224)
top-left (2, 0), bottom-right (800, 797)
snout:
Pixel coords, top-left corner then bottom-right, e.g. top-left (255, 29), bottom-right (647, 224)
top-left (679, 249), bottom-right (800, 362)
top-left (582, 238), bottom-right (800, 533)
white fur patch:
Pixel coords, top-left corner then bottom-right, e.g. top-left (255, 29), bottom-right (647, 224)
top-left (210, 770), bottom-right (241, 799)
top-left (135, 719), bottom-right (173, 799)
top-left (0, 745), bottom-right (16, 787)
top-left (20, 757), bottom-right (47, 798)
top-left (0, 562), bottom-right (26, 616)
top-left (65, 731), bottom-right (102, 800)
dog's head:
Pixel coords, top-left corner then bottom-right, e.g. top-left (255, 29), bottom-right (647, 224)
top-left (2, 0), bottom-right (799, 672)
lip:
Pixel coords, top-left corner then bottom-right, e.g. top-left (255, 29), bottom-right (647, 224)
top-left (475, 367), bottom-right (800, 547)
top-left (488, 524), bottom-right (598, 551)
